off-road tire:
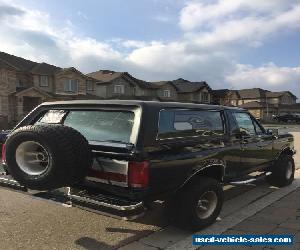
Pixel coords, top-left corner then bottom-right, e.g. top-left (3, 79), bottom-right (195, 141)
top-left (5, 125), bottom-right (92, 190)
top-left (167, 177), bottom-right (224, 230)
top-left (266, 154), bottom-right (295, 187)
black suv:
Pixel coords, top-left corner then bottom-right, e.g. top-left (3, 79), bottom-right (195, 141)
top-left (1, 100), bottom-right (296, 230)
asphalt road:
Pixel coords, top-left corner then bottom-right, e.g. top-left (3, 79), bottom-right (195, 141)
top-left (0, 125), bottom-right (299, 250)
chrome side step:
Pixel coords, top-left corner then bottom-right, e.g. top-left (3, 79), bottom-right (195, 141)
top-left (229, 172), bottom-right (272, 185)
top-left (0, 174), bottom-right (145, 220)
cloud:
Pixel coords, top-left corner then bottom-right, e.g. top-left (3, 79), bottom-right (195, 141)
top-left (0, 3), bottom-right (24, 19)
top-left (227, 63), bottom-right (300, 97)
top-left (179, 0), bottom-right (298, 31)
top-left (181, 1), bottom-right (300, 49)
top-left (0, 0), bottom-right (299, 97)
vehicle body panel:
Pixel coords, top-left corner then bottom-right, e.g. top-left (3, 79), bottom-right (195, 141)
top-left (1, 100), bottom-right (295, 202)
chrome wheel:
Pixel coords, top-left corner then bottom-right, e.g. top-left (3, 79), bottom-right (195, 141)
top-left (196, 191), bottom-right (218, 219)
top-left (285, 161), bottom-right (293, 180)
top-left (15, 141), bottom-right (50, 175)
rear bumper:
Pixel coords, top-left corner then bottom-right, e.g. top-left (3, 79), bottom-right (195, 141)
top-left (0, 172), bottom-right (145, 220)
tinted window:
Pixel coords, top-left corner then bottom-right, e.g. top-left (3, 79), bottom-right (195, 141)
top-left (36, 110), bottom-right (135, 143)
top-left (232, 112), bottom-right (255, 135)
top-left (158, 109), bottom-right (224, 139)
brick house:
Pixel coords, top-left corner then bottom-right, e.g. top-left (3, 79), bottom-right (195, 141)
top-left (87, 70), bottom-right (172, 101)
top-left (169, 78), bottom-right (212, 103)
top-left (212, 87), bottom-right (298, 120)
top-left (0, 52), bottom-right (97, 127)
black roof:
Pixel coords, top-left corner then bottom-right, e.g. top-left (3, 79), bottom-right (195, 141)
top-left (40, 100), bottom-right (244, 111)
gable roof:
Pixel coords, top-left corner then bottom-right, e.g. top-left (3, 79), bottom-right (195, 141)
top-left (0, 51), bottom-right (61, 76)
top-left (170, 78), bottom-right (211, 93)
top-left (266, 91), bottom-right (297, 99)
top-left (87, 70), bottom-right (158, 89)
top-left (230, 88), bottom-right (297, 100)
top-left (13, 86), bottom-right (53, 97)
top-left (151, 81), bottom-right (176, 90)
top-left (236, 88), bottom-right (267, 99)
top-left (87, 70), bottom-right (123, 82)
top-left (30, 62), bottom-right (61, 75)
top-left (0, 51), bottom-right (37, 71)
top-left (56, 67), bottom-right (93, 80)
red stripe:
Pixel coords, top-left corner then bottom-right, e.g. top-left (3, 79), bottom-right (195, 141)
top-left (88, 169), bottom-right (127, 183)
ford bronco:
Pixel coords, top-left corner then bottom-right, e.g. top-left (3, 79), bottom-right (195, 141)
top-left (0, 100), bottom-right (296, 230)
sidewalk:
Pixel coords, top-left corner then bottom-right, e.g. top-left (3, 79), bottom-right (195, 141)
top-left (217, 187), bottom-right (300, 250)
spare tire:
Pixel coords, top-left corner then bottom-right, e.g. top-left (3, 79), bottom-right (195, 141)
top-left (5, 125), bottom-right (92, 190)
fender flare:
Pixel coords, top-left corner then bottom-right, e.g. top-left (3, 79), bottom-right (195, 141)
top-left (276, 147), bottom-right (295, 160)
top-left (177, 163), bottom-right (226, 190)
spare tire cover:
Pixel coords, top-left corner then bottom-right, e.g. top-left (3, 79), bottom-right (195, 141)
top-left (5, 125), bottom-right (92, 190)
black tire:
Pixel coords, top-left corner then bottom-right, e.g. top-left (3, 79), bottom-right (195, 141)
top-left (167, 177), bottom-right (224, 231)
top-left (5, 125), bottom-right (92, 190)
top-left (266, 154), bottom-right (295, 187)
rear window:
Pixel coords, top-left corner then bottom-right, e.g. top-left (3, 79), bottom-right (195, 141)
top-left (36, 110), bottom-right (135, 143)
top-left (158, 109), bottom-right (224, 139)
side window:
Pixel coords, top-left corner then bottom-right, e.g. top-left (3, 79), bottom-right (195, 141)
top-left (35, 110), bottom-right (67, 124)
top-left (158, 109), bottom-right (224, 139)
top-left (232, 112), bottom-right (256, 135)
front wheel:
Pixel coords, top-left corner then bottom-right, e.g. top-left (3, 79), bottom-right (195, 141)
top-left (167, 177), bottom-right (224, 230)
top-left (266, 154), bottom-right (295, 187)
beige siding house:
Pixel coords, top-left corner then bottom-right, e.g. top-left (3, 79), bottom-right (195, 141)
top-left (169, 78), bottom-right (212, 103)
top-left (0, 52), bottom-right (98, 127)
top-left (87, 70), bottom-right (160, 100)
top-left (151, 81), bottom-right (178, 101)
top-left (212, 88), bottom-right (298, 120)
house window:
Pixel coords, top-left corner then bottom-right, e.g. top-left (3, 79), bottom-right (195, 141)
top-left (163, 90), bottom-right (171, 98)
top-left (86, 80), bottom-right (94, 91)
top-left (16, 79), bottom-right (23, 87)
top-left (201, 92), bottom-right (209, 103)
top-left (1, 70), bottom-right (8, 82)
top-left (64, 79), bottom-right (78, 93)
top-left (114, 85), bottom-right (125, 94)
top-left (39, 75), bottom-right (49, 87)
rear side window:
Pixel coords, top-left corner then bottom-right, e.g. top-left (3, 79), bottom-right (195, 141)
top-left (35, 110), bottom-right (135, 143)
top-left (36, 110), bottom-right (66, 124)
top-left (158, 109), bottom-right (224, 139)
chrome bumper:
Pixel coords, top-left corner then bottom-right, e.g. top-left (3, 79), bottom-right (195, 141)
top-left (0, 173), bottom-right (145, 220)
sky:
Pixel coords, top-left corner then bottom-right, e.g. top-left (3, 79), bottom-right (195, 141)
top-left (0, 0), bottom-right (300, 97)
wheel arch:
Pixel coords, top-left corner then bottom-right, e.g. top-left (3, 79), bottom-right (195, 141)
top-left (178, 163), bottom-right (225, 190)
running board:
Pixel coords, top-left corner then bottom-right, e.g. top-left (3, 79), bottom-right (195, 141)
top-left (0, 174), bottom-right (145, 220)
top-left (229, 172), bottom-right (272, 185)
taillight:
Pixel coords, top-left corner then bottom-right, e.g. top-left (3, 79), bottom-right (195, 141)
top-left (1, 144), bottom-right (6, 163)
top-left (128, 161), bottom-right (149, 188)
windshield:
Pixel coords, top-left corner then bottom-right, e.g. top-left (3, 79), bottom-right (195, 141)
top-left (36, 110), bottom-right (135, 144)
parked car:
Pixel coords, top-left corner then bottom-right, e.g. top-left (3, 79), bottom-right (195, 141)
top-left (1, 100), bottom-right (296, 230)
top-left (273, 113), bottom-right (300, 123)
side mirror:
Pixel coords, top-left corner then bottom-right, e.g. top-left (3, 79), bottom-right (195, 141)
top-left (266, 128), bottom-right (279, 136)
top-left (234, 128), bottom-right (251, 139)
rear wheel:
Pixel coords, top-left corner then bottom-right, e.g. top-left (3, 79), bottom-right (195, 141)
top-left (166, 177), bottom-right (224, 230)
top-left (266, 154), bottom-right (295, 187)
